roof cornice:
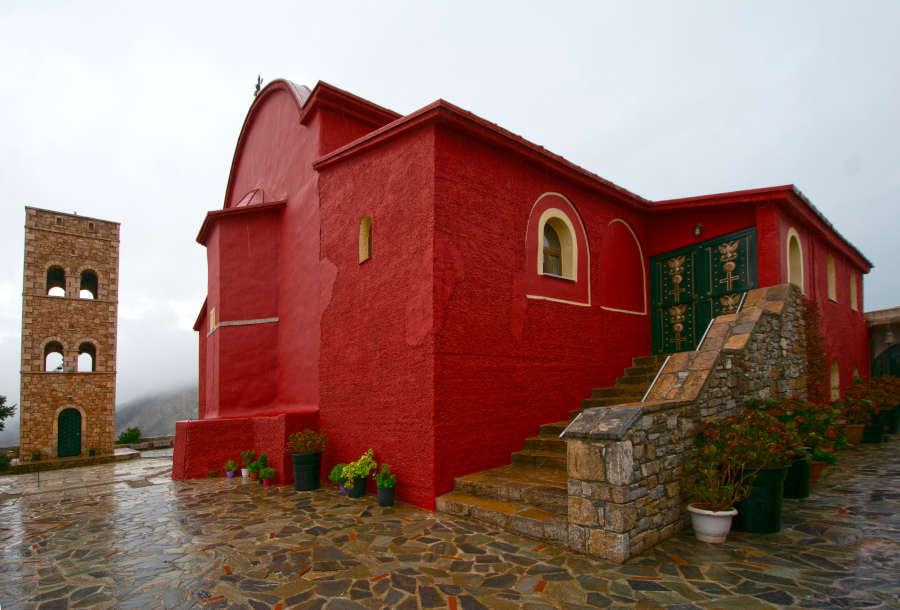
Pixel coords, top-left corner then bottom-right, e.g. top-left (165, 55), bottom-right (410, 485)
top-left (651, 185), bottom-right (872, 270)
top-left (313, 100), bottom-right (649, 210)
top-left (298, 81), bottom-right (401, 127)
top-left (196, 200), bottom-right (286, 246)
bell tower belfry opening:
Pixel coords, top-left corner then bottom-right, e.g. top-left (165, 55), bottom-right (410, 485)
top-left (19, 207), bottom-right (120, 462)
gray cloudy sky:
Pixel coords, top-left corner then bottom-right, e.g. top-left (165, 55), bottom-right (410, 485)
top-left (1, 1), bottom-right (898, 424)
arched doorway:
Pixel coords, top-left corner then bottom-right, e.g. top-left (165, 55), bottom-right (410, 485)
top-left (58, 408), bottom-right (82, 457)
top-left (873, 343), bottom-right (900, 377)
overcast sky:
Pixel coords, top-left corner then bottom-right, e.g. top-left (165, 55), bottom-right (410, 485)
top-left (1, 1), bottom-right (898, 430)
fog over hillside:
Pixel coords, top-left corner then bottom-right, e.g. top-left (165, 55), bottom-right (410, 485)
top-left (0, 385), bottom-right (197, 446)
top-left (115, 385), bottom-right (198, 437)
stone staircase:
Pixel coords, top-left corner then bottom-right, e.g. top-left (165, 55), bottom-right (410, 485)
top-left (435, 354), bottom-right (668, 544)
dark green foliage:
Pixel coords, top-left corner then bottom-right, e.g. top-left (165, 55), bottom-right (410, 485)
top-left (329, 463), bottom-right (347, 485)
top-left (116, 427), bottom-right (141, 444)
top-left (0, 396), bottom-right (16, 432)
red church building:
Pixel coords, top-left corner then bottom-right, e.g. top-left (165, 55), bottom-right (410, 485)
top-left (173, 80), bottom-right (872, 511)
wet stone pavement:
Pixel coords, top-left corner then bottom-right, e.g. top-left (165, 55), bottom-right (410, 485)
top-left (0, 441), bottom-right (898, 609)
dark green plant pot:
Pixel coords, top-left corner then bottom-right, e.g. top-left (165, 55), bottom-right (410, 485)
top-left (377, 486), bottom-right (395, 507)
top-left (862, 423), bottom-right (884, 443)
top-left (348, 477), bottom-right (366, 498)
top-left (783, 459), bottom-right (811, 499)
top-left (291, 452), bottom-right (322, 491)
top-left (888, 406), bottom-right (900, 434)
top-left (733, 465), bottom-right (788, 533)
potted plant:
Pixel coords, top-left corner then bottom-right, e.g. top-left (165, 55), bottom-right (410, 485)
top-left (809, 447), bottom-right (836, 484)
top-left (835, 397), bottom-right (875, 445)
top-left (285, 429), bottom-right (327, 491)
top-left (375, 463), bottom-right (397, 507)
top-left (342, 449), bottom-right (376, 498)
top-left (224, 460), bottom-right (238, 479)
top-left (257, 453), bottom-right (269, 485)
top-left (706, 407), bottom-right (797, 534)
top-left (248, 460), bottom-right (260, 480)
top-left (240, 450), bottom-right (255, 478)
top-left (748, 398), bottom-right (810, 499)
top-left (685, 420), bottom-right (756, 543)
top-left (329, 463), bottom-right (348, 491)
top-left (260, 467), bottom-right (276, 486)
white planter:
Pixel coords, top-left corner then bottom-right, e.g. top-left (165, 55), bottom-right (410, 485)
top-left (241, 468), bottom-right (249, 478)
top-left (687, 504), bottom-right (737, 543)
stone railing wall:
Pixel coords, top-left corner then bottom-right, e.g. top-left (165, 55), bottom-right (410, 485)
top-left (563, 283), bottom-right (806, 562)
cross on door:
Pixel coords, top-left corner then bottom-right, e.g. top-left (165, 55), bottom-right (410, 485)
top-left (719, 270), bottom-right (740, 291)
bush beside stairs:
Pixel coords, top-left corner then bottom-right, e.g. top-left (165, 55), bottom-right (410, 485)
top-left (435, 354), bottom-right (669, 544)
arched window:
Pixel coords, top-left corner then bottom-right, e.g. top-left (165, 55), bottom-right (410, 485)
top-left (830, 360), bottom-right (840, 400)
top-left (78, 343), bottom-right (96, 372)
top-left (44, 341), bottom-right (64, 372)
top-left (359, 215), bottom-right (373, 263)
top-left (826, 255), bottom-right (836, 301)
top-left (543, 224), bottom-right (562, 276)
top-left (786, 229), bottom-right (804, 293)
top-left (850, 272), bottom-right (858, 311)
top-left (46, 267), bottom-right (65, 297)
top-left (538, 211), bottom-right (576, 280)
top-left (80, 270), bottom-right (98, 299)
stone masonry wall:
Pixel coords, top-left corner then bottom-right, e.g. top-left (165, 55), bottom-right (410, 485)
top-left (19, 207), bottom-right (120, 461)
top-left (564, 284), bottom-right (806, 562)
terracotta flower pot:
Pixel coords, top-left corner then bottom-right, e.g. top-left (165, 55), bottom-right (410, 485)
top-left (249, 471), bottom-right (259, 480)
top-left (688, 504), bottom-right (738, 543)
top-left (809, 461), bottom-right (828, 484)
top-left (841, 424), bottom-right (865, 446)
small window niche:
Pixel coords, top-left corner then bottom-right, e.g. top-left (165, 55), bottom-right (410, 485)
top-left (786, 229), bottom-right (804, 293)
top-left (78, 343), bottom-right (96, 372)
top-left (827, 255), bottom-right (836, 301)
top-left (46, 266), bottom-right (66, 297)
top-left (359, 215), bottom-right (373, 263)
top-left (80, 270), bottom-right (98, 299)
top-left (44, 341), bottom-right (64, 372)
top-left (830, 360), bottom-right (840, 401)
top-left (850, 272), bottom-right (858, 311)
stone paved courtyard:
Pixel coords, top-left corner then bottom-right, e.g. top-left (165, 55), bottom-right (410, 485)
top-left (0, 441), bottom-right (898, 610)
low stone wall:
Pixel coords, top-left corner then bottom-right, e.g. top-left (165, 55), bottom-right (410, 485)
top-left (563, 284), bottom-right (806, 562)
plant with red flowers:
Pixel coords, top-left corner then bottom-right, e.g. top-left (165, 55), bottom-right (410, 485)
top-left (686, 418), bottom-right (756, 511)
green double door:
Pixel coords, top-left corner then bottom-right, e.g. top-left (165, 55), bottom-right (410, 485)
top-left (651, 228), bottom-right (757, 354)
top-left (58, 408), bottom-right (82, 457)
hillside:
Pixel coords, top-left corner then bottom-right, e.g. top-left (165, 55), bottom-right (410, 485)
top-left (115, 385), bottom-right (197, 437)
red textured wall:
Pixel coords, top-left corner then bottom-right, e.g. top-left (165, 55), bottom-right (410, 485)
top-left (182, 83), bottom-right (399, 484)
top-left (172, 409), bottom-right (317, 484)
top-left (430, 125), bottom-right (651, 501)
top-left (772, 208), bottom-right (870, 391)
top-left (317, 126), bottom-right (437, 508)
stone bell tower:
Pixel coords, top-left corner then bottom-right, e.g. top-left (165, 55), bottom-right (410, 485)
top-left (19, 207), bottom-right (120, 462)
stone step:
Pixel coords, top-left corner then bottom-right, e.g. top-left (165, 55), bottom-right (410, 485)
top-left (615, 373), bottom-right (656, 386)
top-left (582, 393), bottom-right (642, 407)
top-left (589, 387), bottom-right (624, 398)
top-left (539, 421), bottom-right (568, 436)
top-left (621, 364), bottom-right (660, 378)
top-left (525, 434), bottom-right (566, 453)
top-left (435, 492), bottom-right (568, 544)
top-left (450, 463), bottom-right (568, 512)
top-left (632, 354), bottom-right (668, 368)
top-left (581, 395), bottom-right (642, 410)
top-left (510, 449), bottom-right (566, 470)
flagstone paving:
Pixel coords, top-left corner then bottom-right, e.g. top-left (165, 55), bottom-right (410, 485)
top-left (1, 440), bottom-right (898, 609)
